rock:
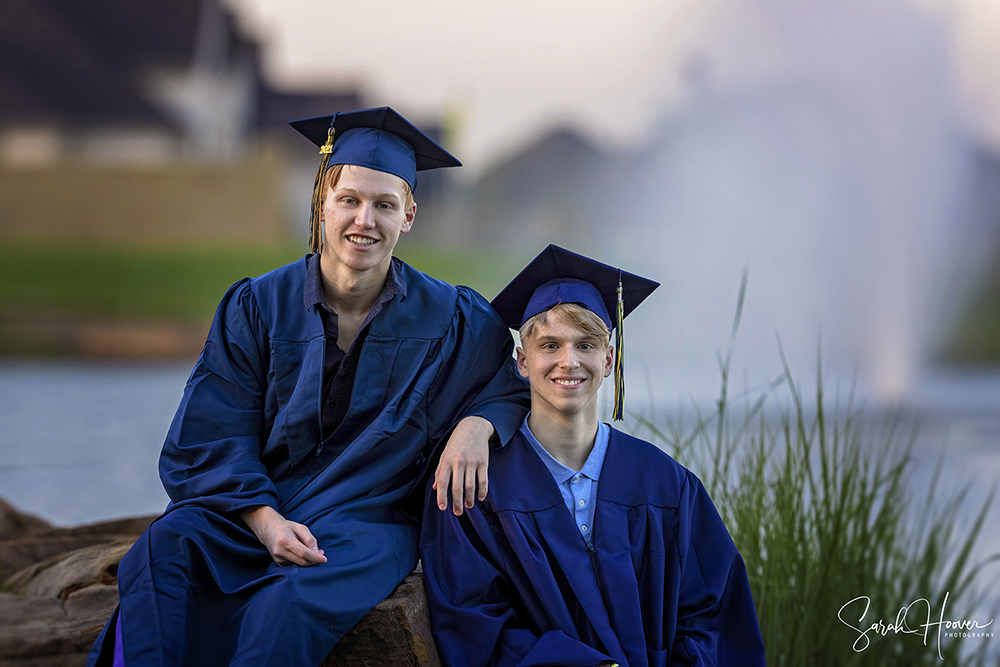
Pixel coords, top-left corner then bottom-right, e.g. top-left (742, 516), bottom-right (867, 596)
top-left (0, 538), bottom-right (130, 666)
top-left (55, 516), bottom-right (155, 539)
top-left (0, 502), bottom-right (156, 581)
top-left (0, 585), bottom-right (117, 665)
top-left (0, 499), bottom-right (51, 540)
top-left (322, 573), bottom-right (441, 667)
top-left (0, 536), bottom-right (129, 582)
top-left (5, 539), bottom-right (136, 599)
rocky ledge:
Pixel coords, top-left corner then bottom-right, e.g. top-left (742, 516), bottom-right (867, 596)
top-left (0, 499), bottom-right (440, 667)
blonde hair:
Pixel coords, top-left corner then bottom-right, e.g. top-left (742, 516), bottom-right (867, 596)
top-left (320, 164), bottom-right (414, 211)
top-left (518, 302), bottom-right (610, 349)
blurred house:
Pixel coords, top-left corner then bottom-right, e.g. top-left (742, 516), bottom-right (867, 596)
top-left (436, 128), bottom-right (618, 248)
top-left (0, 0), bottom-right (366, 244)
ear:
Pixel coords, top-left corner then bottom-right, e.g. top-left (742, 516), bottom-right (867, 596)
top-left (515, 346), bottom-right (529, 379)
top-left (604, 346), bottom-right (614, 378)
top-left (400, 200), bottom-right (416, 234)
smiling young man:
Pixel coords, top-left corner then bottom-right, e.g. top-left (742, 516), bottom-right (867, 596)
top-left (420, 245), bottom-right (766, 667)
top-left (86, 107), bottom-right (529, 666)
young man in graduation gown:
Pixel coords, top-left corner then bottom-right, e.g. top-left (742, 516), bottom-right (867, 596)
top-left (86, 107), bottom-right (530, 667)
top-left (420, 245), bottom-right (766, 667)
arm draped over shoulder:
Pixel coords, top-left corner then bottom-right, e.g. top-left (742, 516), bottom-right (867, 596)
top-left (426, 286), bottom-right (529, 448)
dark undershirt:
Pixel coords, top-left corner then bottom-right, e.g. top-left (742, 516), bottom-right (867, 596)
top-left (303, 254), bottom-right (407, 440)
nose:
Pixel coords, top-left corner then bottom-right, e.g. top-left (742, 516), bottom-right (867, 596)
top-left (557, 345), bottom-right (580, 369)
top-left (354, 203), bottom-right (375, 228)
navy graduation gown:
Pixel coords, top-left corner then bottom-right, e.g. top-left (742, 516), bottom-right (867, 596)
top-left (87, 256), bottom-right (529, 667)
top-left (420, 428), bottom-right (766, 667)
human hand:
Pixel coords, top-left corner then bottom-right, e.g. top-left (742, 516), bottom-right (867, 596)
top-left (239, 505), bottom-right (327, 566)
top-left (433, 415), bottom-right (495, 515)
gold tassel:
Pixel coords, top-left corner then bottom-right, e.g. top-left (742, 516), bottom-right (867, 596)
top-left (613, 273), bottom-right (625, 421)
top-left (308, 126), bottom-right (336, 254)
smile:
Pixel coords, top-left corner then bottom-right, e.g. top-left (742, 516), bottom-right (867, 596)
top-left (347, 235), bottom-right (377, 246)
top-left (553, 379), bottom-right (584, 387)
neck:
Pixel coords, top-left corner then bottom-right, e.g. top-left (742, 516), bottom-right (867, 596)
top-left (319, 254), bottom-right (390, 316)
top-left (526, 407), bottom-right (600, 472)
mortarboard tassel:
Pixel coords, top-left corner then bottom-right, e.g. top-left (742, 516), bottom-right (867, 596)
top-left (613, 272), bottom-right (625, 421)
top-left (308, 125), bottom-right (336, 254)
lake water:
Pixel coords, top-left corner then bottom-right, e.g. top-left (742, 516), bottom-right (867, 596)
top-left (0, 361), bottom-right (188, 525)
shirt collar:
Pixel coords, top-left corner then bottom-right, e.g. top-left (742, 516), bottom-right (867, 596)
top-left (519, 416), bottom-right (610, 485)
top-left (304, 253), bottom-right (408, 312)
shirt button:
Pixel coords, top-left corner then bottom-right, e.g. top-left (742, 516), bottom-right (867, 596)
top-left (579, 499), bottom-right (586, 507)
top-left (573, 475), bottom-right (581, 482)
top-left (581, 525), bottom-right (589, 532)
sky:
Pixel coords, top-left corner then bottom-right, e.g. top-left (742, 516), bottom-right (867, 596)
top-left (227, 0), bottom-right (1000, 176)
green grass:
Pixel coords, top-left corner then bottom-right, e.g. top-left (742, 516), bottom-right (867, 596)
top-left (0, 239), bottom-right (528, 324)
top-left (624, 275), bottom-right (999, 666)
top-left (942, 263), bottom-right (1000, 364)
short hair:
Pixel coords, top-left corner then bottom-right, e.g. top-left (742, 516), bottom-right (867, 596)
top-left (518, 302), bottom-right (610, 349)
top-left (320, 164), bottom-right (414, 210)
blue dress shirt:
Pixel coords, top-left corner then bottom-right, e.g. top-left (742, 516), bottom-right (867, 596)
top-left (520, 417), bottom-right (610, 545)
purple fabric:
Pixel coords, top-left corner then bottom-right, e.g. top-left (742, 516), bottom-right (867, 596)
top-left (113, 611), bottom-right (125, 667)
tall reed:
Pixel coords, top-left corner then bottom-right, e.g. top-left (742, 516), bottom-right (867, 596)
top-left (625, 275), bottom-right (998, 666)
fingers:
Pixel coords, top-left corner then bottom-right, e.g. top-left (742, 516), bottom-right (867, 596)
top-left (268, 522), bottom-right (326, 567)
top-left (476, 462), bottom-right (489, 502)
top-left (450, 461), bottom-right (467, 516)
top-left (288, 523), bottom-right (326, 565)
top-left (463, 464), bottom-right (477, 509)
top-left (435, 418), bottom-right (494, 513)
top-left (291, 522), bottom-right (320, 550)
top-left (434, 461), bottom-right (450, 512)
top-left (272, 539), bottom-right (326, 566)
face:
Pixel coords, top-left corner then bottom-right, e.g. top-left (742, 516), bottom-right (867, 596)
top-left (516, 311), bottom-right (613, 421)
top-left (320, 165), bottom-right (416, 275)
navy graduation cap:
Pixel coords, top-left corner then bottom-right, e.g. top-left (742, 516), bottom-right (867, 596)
top-left (288, 106), bottom-right (462, 252)
top-left (492, 244), bottom-right (659, 420)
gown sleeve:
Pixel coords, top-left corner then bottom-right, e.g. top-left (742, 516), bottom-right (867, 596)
top-left (157, 279), bottom-right (279, 514)
top-left (671, 474), bottom-right (766, 666)
top-left (427, 287), bottom-right (530, 447)
top-left (420, 489), bottom-right (613, 667)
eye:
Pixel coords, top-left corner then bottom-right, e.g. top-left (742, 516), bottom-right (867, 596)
top-left (541, 342), bottom-right (559, 351)
top-left (578, 343), bottom-right (594, 351)
top-left (341, 197), bottom-right (357, 205)
top-left (377, 201), bottom-right (394, 210)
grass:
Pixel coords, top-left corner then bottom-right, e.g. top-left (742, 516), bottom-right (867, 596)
top-left (0, 238), bottom-right (528, 324)
top-left (624, 274), bottom-right (999, 666)
top-left (942, 260), bottom-right (1000, 365)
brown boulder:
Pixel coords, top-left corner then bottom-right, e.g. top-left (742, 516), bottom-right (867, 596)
top-left (0, 502), bottom-right (156, 580)
top-left (0, 499), bottom-right (51, 540)
top-left (323, 573), bottom-right (441, 667)
top-left (0, 536), bottom-right (130, 666)
top-left (0, 535), bottom-right (130, 582)
top-left (5, 539), bottom-right (136, 599)
top-left (52, 516), bottom-right (156, 539)
top-left (0, 585), bottom-right (118, 666)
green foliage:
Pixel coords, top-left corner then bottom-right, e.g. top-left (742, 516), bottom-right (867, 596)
top-left (0, 239), bottom-right (528, 323)
top-left (940, 259), bottom-right (1000, 364)
top-left (627, 274), bottom-right (999, 666)
top-left (0, 240), bottom-right (305, 321)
